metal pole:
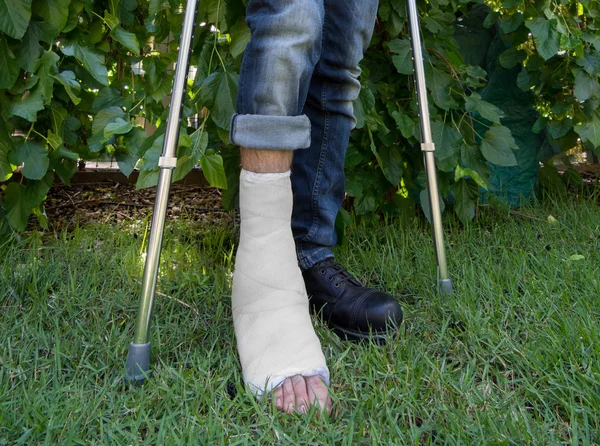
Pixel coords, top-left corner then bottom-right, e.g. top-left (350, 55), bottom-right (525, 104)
top-left (126, 0), bottom-right (200, 382)
top-left (406, 0), bottom-right (453, 295)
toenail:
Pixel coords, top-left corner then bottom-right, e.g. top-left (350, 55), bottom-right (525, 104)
top-left (299, 405), bottom-right (307, 414)
top-left (275, 398), bottom-right (282, 407)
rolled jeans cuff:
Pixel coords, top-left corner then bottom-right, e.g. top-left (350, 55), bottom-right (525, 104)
top-left (230, 114), bottom-right (311, 150)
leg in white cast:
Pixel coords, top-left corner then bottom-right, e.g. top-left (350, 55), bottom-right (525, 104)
top-left (232, 168), bottom-right (331, 413)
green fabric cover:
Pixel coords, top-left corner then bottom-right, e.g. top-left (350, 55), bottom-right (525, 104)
top-left (455, 5), bottom-right (549, 206)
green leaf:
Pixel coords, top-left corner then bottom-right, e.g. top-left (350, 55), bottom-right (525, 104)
top-left (15, 24), bottom-right (43, 72)
top-left (423, 8), bottom-right (454, 35)
top-left (103, 12), bottom-right (119, 30)
top-left (499, 47), bottom-right (527, 68)
top-left (171, 128), bottom-right (208, 182)
top-left (200, 71), bottom-right (239, 130)
top-left (480, 124), bottom-right (518, 166)
top-left (10, 88), bottom-right (45, 122)
top-left (377, 144), bottom-right (403, 186)
top-left (172, 153), bottom-right (196, 183)
top-left (103, 118), bottom-right (133, 141)
top-left (451, 178), bottom-right (479, 224)
top-left (55, 145), bottom-right (78, 161)
top-left (0, 0), bottom-right (32, 39)
top-left (391, 110), bottom-right (415, 139)
top-left (92, 106), bottom-right (126, 136)
top-left (516, 69), bottom-right (530, 92)
top-left (532, 116), bottom-right (548, 134)
top-left (123, 127), bottom-right (147, 157)
top-left (116, 0), bottom-right (137, 26)
top-left (454, 165), bottom-right (487, 190)
top-left (389, 39), bottom-right (413, 75)
top-left (111, 26), bottom-right (140, 55)
top-left (115, 149), bottom-right (138, 177)
top-left (230, 18), bottom-right (250, 59)
top-left (461, 144), bottom-right (491, 187)
top-left (575, 111), bottom-right (600, 148)
top-left (4, 182), bottom-right (32, 231)
top-left (353, 85), bottom-right (375, 130)
top-left (526, 18), bottom-right (560, 61)
top-left (36, 0), bottom-right (71, 34)
top-left (49, 154), bottom-right (76, 185)
top-left (200, 153), bottom-right (227, 189)
top-left (142, 56), bottom-right (171, 102)
top-left (574, 71), bottom-right (600, 101)
top-left (576, 50), bottom-right (600, 75)
top-left (464, 92), bottom-right (505, 124)
top-left (345, 180), bottom-right (363, 197)
top-left (0, 37), bottom-right (19, 89)
top-left (36, 50), bottom-right (60, 103)
top-left (466, 66), bottom-right (487, 83)
top-left (9, 140), bottom-right (49, 180)
top-left (500, 13), bottom-right (524, 34)
top-left (49, 105), bottom-right (67, 136)
top-left (582, 32), bottom-right (600, 51)
top-left (90, 106), bottom-right (126, 151)
top-left (91, 88), bottom-right (124, 112)
top-left (139, 135), bottom-right (163, 171)
top-left (355, 193), bottom-right (377, 215)
top-left (426, 65), bottom-right (457, 111)
top-left (24, 169), bottom-right (54, 207)
top-left (148, 0), bottom-right (163, 19)
top-left (60, 40), bottom-right (109, 86)
top-left (431, 121), bottom-right (462, 162)
top-left (483, 11), bottom-right (499, 29)
top-left (136, 169), bottom-right (159, 189)
top-left (548, 118), bottom-right (572, 139)
top-left (52, 71), bottom-right (81, 105)
top-left (0, 120), bottom-right (15, 181)
top-left (46, 131), bottom-right (62, 150)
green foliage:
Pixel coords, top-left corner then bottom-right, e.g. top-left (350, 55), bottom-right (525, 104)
top-left (0, 0), bottom-right (599, 232)
top-left (0, 0), bottom-right (245, 233)
top-left (348, 0), bottom-right (600, 224)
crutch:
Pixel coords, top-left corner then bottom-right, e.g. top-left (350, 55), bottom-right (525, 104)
top-left (126, 0), bottom-right (200, 382)
top-left (406, 0), bottom-right (453, 295)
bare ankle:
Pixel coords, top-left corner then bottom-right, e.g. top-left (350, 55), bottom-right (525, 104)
top-left (240, 147), bottom-right (294, 173)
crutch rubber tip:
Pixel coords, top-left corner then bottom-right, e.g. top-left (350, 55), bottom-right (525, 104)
top-left (125, 342), bottom-right (151, 383)
top-left (440, 279), bottom-right (453, 296)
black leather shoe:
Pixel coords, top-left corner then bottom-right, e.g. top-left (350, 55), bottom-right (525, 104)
top-left (303, 258), bottom-right (403, 342)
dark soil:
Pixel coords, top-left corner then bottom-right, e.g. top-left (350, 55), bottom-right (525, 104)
top-left (40, 180), bottom-right (234, 231)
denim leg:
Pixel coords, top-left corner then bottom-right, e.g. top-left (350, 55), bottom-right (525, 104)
top-left (292, 0), bottom-right (378, 270)
top-left (231, 0), bottom-right (325, 151)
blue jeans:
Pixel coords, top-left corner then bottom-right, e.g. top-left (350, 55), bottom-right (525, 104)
top-left (230, 0), bottom-right (378, 270)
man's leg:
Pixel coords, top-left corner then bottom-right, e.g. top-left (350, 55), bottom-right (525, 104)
top-left (291, 0), bottom-right (403, 340)
top-left (230, 0), bottom-right (331, 413)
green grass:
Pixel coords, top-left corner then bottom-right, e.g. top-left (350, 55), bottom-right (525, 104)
top-left (1, 194), bottom-right (599, 444)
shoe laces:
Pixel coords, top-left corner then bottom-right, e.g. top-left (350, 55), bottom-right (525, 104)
top-left (317, 259), bottom-right (362, 288)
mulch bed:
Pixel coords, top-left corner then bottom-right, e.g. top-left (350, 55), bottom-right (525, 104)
top-left (41, 178), bottom-right (234, 231)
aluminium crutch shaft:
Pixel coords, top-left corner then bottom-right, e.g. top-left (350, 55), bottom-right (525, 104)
top-left (406, 0), bottom-right (453, 295)
top-left (126, 0), bottom-right (200, 382)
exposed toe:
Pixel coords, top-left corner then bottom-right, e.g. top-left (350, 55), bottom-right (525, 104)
top-left (272, 375), bottom-right (331, 414)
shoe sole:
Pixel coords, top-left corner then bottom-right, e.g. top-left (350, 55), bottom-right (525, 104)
top-left (331, 325), bottom-right (393, 344)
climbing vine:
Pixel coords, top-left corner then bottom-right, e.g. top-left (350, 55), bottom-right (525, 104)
top-left (0, 0), bottom-right (598, 234)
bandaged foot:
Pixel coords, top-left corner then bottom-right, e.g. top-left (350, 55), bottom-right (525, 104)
top-left (232, 169), bottom-right (330, 411)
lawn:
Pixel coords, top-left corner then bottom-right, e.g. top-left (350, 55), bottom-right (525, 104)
top-left (1, 192), bottom-right (599, 444)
